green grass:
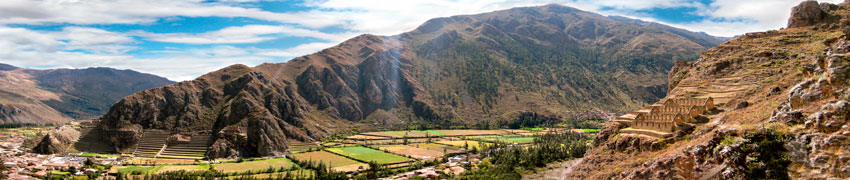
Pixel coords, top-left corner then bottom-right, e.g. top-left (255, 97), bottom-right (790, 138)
top-left (117, 166), bottom-right (161, 174)
top-left (504, 136), bottom-right (535, 143)
top-left (468, 135), bottom-right (535, 143)
top-left (50, 170), bottom-right (70, 175)
top-left (424, 130), bottom-right (446, 136)
top-left (213, 158), bottom-right (295, 173)
top-left (326, 146), bottom-right (412, 164)
top-left (580, 129), bottom-right (600, 133)
top-left (522, 127), bottom-right (544, 131)
top-left (290, 151), bottom-right (363, 168)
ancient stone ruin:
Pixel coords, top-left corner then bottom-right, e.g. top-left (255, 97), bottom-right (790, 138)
top-left (614, 97), bottom-right (714, 137)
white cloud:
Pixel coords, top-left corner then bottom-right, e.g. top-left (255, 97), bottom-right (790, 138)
top-left (2, 0), bottom-right (846, 81)
top-left (138, 25), bottom-right (357, 44)
top-left (258, 42), bottom-right (339, 57)
top-left (0, 0), bottom-right (346, 28)
top-left (0, 26), bottom-right (284, 81)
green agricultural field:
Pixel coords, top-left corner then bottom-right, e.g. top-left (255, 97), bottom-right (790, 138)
top-left (504, 136), bottom-right (536, 143)
top-left (290, 151), bottom-right (367, 172)
top-left (467, 135), bottom-right (536, 144)
top-left (213, 158), bottom-right (296, 173)
top-left (424, 130), bottom-right (446, 136)
top-left (326, 146), bottom-right (412, 164)
top-left (116, 166), bottom-right (161, 174)
top-left (157, 165), bottom-right (210, 173)
top-left (580, 129), bottom-right (600, 133)
top-left (237, 169), bottom-right (315, 179)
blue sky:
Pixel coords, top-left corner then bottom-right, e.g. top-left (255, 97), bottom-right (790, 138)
top-left (0, 0), bottom-right (840, 81)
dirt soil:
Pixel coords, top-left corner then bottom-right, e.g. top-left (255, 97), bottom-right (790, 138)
top-left (522, 158), bottom-right (584, 180)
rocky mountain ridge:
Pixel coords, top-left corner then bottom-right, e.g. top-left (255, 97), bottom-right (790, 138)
top-left (96, 4), bottom-right (726, 158)
top-left (0, 64), bottom-right (174, 124)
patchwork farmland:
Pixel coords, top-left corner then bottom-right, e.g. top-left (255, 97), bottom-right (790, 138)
top-left (102, 128), bottom-right (587, 177)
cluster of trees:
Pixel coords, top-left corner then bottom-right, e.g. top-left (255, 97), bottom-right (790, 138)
top-left (0, 123), bottom-right (53, 128)
top-left (458, 132), bottom-right (591, 179)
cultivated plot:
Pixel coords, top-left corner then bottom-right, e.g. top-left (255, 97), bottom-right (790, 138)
top-left (434, 140), bottom-right (490, 149)
top-left (325, 146), bottom-right (413, 164)
top-left (290, 151), bottom-right (367, 172)
top-left (376, 144), bottom-right (444, 160)
top-left (213, 158), bottom-right (295, 173)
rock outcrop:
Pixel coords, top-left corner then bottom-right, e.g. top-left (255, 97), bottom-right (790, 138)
top-left (32, 126), bottom-right (80, 154)
top-left (788, 1), bottom-right (830, 28)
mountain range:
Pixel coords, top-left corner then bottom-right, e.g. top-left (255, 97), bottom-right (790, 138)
top-left (0, 63), bottom-right (174, 124)
top-left (94, 4), bottom-right (727, 157)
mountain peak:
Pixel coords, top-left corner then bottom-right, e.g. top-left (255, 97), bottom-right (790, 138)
top-left (0, 63), bottom-right (19, 71)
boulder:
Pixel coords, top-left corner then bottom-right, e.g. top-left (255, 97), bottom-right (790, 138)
top-left (788, 1), bottom-right (828, 28)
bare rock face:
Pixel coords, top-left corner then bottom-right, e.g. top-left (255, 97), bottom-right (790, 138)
top-left (668, 61), bottom-right (692, 93)
top-left (32, 126), bottom-right (80, 154)
top-left (788, 1), bottom-right (828, 28)
top-left (100, 64), bottom-right (322, 157)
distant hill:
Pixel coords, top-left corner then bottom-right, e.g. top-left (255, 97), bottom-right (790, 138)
top-left (97, 4), bottom-right (727, 157)
top-left (0, 63), bottom-right (174, 124)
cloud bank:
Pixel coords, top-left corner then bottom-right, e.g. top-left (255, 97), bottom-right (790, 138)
top-left (0, 0), bottom-right (840, 81)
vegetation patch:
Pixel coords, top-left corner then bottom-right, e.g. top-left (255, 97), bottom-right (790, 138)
top-left (212, 158), bottom-right (295, 173)
top-left (290, 151), bottom-right (366, 172)
top-left (115, 166), bottom-right (161, 174)
top-left (325, 146), bottom-right (413, 164)
top-left (156, 165), bottom-right (209, 173)
top-left (435, 140), bottom-right (490, 149)
top-left (376, 144), bottom-right (444, 160)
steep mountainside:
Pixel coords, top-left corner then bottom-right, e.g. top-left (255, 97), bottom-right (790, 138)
top-left (0, 64), bottom-right (174, 124)
top-left (98, 4), bottom-right (725, 157)
top-left (563, 1), bottom-right (850, 179)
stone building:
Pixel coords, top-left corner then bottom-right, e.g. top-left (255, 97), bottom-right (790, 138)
top-left (652, 105), bottom-right (704, 119)
top-left (614, 97), bottom-right (714, 134)
top-left (662, 97), bottom-right (714, 111)
top-left (632, 113), bottom-right (687, 133)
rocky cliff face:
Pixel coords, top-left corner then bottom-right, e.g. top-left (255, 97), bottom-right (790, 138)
top-left (564, 1), bottom-right (850, 179)
top-left (32, 126), bottom-right (80, 154)
top-left (0, 64), bottom-right (174, 124)
top-left (99, 4), bottom-right (725, 158)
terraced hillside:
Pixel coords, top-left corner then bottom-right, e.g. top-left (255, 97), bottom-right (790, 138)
top-left (68, 125), bottom-right (114, 153)
top-left (133, 130), bottom-right (169, 158)
top-left (159, 135), bottom-right (210, 160)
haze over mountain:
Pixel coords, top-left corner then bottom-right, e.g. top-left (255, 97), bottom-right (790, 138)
top-left (96, 4), bottom-right (727, 157)
top-left (0, 63), bottom-right (174, 124)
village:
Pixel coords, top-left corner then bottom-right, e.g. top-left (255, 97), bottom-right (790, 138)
top-left (0, 127), bottom-right (124, 179)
